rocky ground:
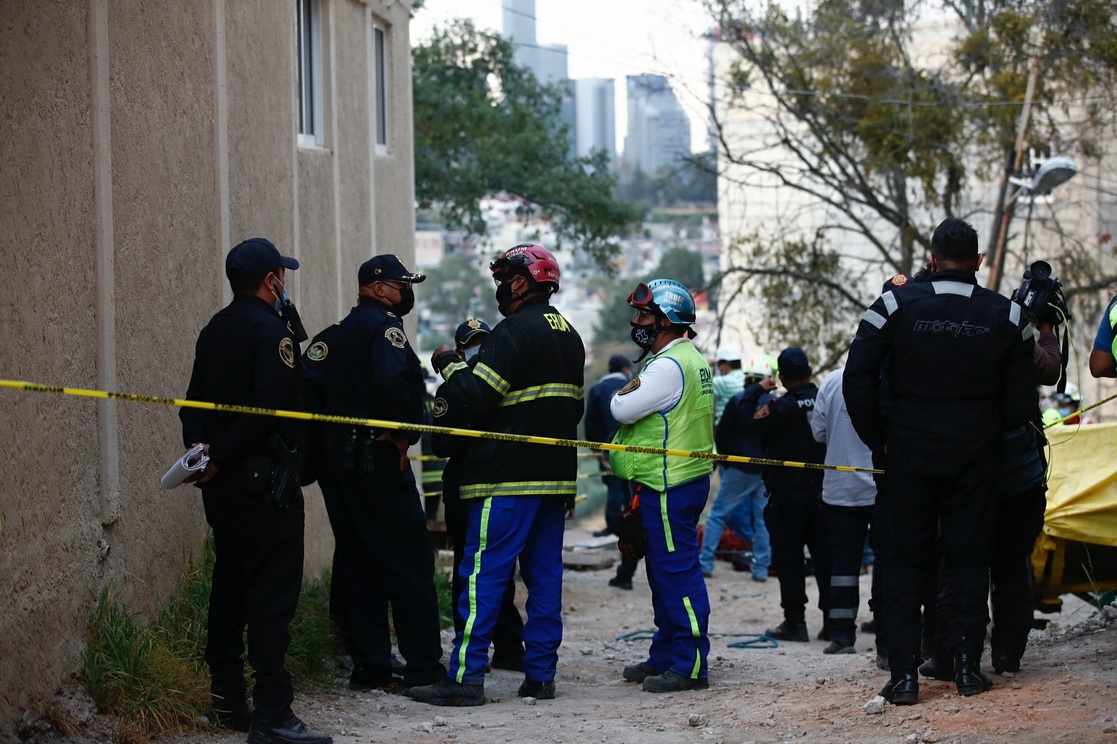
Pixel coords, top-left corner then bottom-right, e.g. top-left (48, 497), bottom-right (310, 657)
top-left (16, 528), bottom-right (1117, 744)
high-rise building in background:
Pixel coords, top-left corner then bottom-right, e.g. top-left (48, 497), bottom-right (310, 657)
top-left (503, 0), bottom-right (576, 155)
top-left (623, 74), bottom-right (692, 176)
top-left (573, 78), bottom-right (616, 162)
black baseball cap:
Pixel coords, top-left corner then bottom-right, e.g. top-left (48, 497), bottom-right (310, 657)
top-left (225, 238), bottom-right (298, 284)
top-left (455, 318), bottom-right (491, 347)
top-left (358, 255), bottom-right (426, 287)
top-left (777, 347), bottom-right (810, 378)
top-left (608, 354), bottom-right (630, 373)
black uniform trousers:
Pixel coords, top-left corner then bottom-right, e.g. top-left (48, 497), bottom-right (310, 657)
top-left (875, 447), bottom-right (997, 671)
top-left (764, 490), bottom-right (831, 627)
top-left (316, 465), bottom-right (384, 659)
top-left (932, 483), bottom-right (1046, 665)
top-left (443, 479), bottom-right (525, 659)
top-left (201, 477), bottom-right (303, 721)
top-left (990, 483), bottom-right (1046, 662)
top-left (326, 440), bottom-right (444, 687)
top-left (825, 504), bottom-right (873, 648)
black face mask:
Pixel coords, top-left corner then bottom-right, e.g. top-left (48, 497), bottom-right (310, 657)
top-left (630, 321), bottom-right (658, 351)
top-left (393, 286), bottom-right (415, 317)
top-left (496, 281), bottom-right (521, 316)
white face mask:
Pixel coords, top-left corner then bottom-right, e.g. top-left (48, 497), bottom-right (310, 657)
top-left (464, 346), bottom-right (479, 361)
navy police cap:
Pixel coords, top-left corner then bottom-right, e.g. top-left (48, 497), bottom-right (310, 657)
top-left (225, 238), bottom-right (298, 283)
top-left (358, 254), bottom-right (427, 287)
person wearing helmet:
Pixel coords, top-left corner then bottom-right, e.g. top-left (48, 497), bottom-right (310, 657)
top-left (409, 243), bottom-right (585, 707)
top-left (432, 318), bottom-right (526, 676)
top-left (1042, 391), bottom-right (1082, 426)
top-left (609, 279), bottom-right (715, 693)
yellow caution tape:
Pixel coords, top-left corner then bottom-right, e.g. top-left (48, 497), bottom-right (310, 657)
top-left (0, 379), bottom-right (882, 475)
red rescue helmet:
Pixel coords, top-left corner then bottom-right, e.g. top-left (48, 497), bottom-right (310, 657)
top-left (490, 243), bottom-right (561, 293)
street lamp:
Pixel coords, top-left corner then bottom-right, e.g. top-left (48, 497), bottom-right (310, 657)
top-left (987, 154), bottom-right (1078, 288)
top-left (1009, 156), bottom-right (1078, 265)
top-left (1009, 156), bottom-right (1078, 197)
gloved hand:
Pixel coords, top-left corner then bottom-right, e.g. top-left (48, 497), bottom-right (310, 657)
top-left (617, 500), bottom-right (647, 562)
top-left (430, 344), bottom-right (461, 375)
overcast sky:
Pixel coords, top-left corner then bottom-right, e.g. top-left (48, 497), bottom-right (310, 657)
top-left (410, 0), bottom-right (715, 154)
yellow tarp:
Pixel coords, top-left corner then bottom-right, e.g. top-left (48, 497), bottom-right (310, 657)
top-left (1042, 421), bottom-right (1117, 548)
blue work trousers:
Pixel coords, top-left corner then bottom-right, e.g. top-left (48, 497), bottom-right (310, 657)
top-left (639, 476), bottom-right (711, 680)
top-left (450, 496), bottom-right (566, 685)
top-left (699, 466), bottom-right (770, 578)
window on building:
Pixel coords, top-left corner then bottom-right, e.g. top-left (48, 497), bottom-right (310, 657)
top-left (297, 0), bottom-right (323, 147)
top-left (371, 20), bottom-right (388, 151)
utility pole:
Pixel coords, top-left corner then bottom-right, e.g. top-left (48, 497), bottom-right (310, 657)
top-left (986, 53), bottom-right (1040, 293)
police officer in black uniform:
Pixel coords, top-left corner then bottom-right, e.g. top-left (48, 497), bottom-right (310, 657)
top-left (319, 255), bottom-right (444, 691)
top-left (180, 237), bottom-right (331, 744)
top-left (844, 217), bottom-right (1036, 705)
top-left (737, 347), bottom-right (831, 644)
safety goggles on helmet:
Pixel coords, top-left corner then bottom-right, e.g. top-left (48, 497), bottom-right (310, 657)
top-left (627, 282), bottom-right (658, 313)
top-left (490, 252), bottom-right (531, 282)
top-left (490, 243), bottom-right (561, 291)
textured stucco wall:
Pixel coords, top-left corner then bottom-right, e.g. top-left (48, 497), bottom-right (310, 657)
top-left (0, 0), bottom-right (105, 727)
top-left (0, 0), bottom-right (415, 728)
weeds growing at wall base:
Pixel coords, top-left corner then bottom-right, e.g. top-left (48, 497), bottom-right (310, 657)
top-left (79, 534), bottom-right (354, 738)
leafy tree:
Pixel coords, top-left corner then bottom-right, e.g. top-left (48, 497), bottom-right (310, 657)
top-left (655, 247), bottom-right (706, 290)
top-left (412, 20), bottom-right (642, 263)
top-left (419, 253), bottom-right (500, 348)
top-left (704, 0), bottom-right (1117, 351)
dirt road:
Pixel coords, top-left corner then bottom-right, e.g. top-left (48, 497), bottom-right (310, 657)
top-left (284, 531), bottom-right (1116, 744)
top-left (23, 529), bottom-right (1117, 743)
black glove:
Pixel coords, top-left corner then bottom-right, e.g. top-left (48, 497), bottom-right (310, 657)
top-left (432, 349), bottom-right (461, 375)
top-left (617, 502), bottom-right (648, 562)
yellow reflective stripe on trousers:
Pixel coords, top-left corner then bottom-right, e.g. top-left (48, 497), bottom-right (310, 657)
top-left (460, 480), bottom-right (576, 499)
top-left (455, 498), bottom-right (493, 683)
top-left (657, 416), bottom-right (676, 552)
top-left (683, 596), bottom-right (701, 678)
top-left (474, 363), bottom-right (510, 396)
top-left (497, 383), bottom-right (584, 407)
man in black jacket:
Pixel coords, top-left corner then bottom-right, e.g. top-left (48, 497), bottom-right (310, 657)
top-left (844, 217), bottom-right (1036, 705)
top-left (738, 347), bottom-right (830, 644)
top-left (318, 255), bottom-right (445, 693)
top-left (434, 318), bottom-right (526, 672)
top-left (180, 237), bottom-right (330, 744)
top-left (409, 243), bottom-right (585, 707)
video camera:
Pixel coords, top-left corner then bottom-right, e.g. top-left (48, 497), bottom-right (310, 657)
top-left (1012, 260), bottom-right (1071, 326)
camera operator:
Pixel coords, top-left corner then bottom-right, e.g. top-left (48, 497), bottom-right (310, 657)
top-left (1012, 260), bottom-right (1069, 383)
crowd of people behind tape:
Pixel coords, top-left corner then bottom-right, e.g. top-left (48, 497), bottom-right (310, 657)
top-left (177, 217), bottom-right (1114, 743)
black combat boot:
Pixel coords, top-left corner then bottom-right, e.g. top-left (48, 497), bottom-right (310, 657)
top-left (955, 649), bottom-right (993, 696)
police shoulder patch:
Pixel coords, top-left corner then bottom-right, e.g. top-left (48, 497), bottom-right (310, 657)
top-left (278, 337), bottom-right (295, 368)
top-left (618, 377), bottom-right (641, 395)
top-left (385, 327), bottom-right (407, 349)
top-left (433, 397), bottom-right (449, 417)
top-left (306, 341), bottom-right (328, 362)
top-left (889, 273), bottom-right (908, 287)
top-left (753, 404), bottom-right (770, 420)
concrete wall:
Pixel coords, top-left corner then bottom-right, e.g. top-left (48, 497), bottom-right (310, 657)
top-left (0, 0), bottom-right (416, 727)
